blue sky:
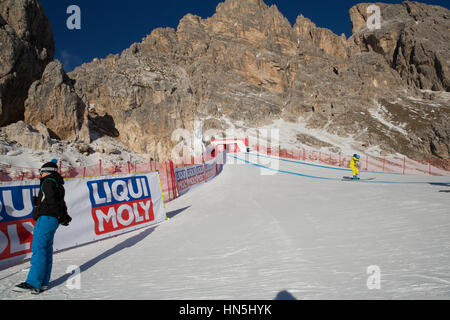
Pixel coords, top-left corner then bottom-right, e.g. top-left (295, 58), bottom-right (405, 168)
top-left (40, 0), bottom-right (450, 72)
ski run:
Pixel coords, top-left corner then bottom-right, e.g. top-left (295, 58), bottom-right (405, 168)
top-left (1, 152), bottom-right (450, 300)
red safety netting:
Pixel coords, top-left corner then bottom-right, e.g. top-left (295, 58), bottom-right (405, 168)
top-left (0, 160), bottom-right (179, 203)
top-left (0, 150), bottom-right (224, 203)
top-left (253, 145), bottom-right (450, 176)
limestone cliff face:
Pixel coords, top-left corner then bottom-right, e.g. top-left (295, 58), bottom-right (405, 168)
top-left (3, 0), bottom-right (449, 161)
top-left (0, 0), bottom-right (54, 126)
top-left (24, 60), bottom-right (89, 143)
top-left (64, 0), bottom-right (448, 160)
top-left (348, 1), bottom-right (450, 91)
top-left (293, 15), bottom-right (348, 59)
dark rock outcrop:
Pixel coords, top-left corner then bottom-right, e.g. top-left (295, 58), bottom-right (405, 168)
top-left (0, 0), bottom-right (54, 126)
top-left (24, 60), bottom-right (89, 143)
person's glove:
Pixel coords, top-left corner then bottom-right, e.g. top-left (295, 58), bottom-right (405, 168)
top-left (59, 214), bottom-right (72, 226)
top-left (31, 196), bottom-right (40, 221)
top-left (32, 196), bottom-right (39, 207)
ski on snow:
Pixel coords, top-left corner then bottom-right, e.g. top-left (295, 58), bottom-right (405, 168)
top-left (341, 176), bottom-right (376, 181)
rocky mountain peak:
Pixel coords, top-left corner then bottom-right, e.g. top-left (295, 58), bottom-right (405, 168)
top-left (63, 0), bottom-right (449, 161)
top-left (348, 1), bottom-right (450, 91)
top-left (215, 0), bottom-right (269, 14)
top-left (0, 0), bottom-right (54, 126)
top-left (0, 0), bottom-right (449, 164)
top-left (349, 1), bottom-right (449, 34)
top-left (0, 0), bottom-right (53, 51)
top-left (206, 0), bottom-right (292, 41)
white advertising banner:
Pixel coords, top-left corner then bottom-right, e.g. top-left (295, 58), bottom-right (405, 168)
top-left (173, 152), bottom-right (226, 196)
top-left (0, 172), bottom-right (166, 269)
top-left (174, 164), bottom-right (205, 196)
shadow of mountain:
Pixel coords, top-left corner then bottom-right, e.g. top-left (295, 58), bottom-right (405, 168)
top-left (274, 290), bottom-right (297, 300)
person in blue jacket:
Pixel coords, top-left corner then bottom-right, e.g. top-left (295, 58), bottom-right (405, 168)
top-left (13, 160), bottom-right (71, 294)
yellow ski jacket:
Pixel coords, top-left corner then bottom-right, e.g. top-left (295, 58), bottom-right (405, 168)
top-left (349, 156), bottom-right (360, 176)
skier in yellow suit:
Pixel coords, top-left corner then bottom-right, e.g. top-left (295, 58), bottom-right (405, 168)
top-left (349, 154), bottom-right (360, 180)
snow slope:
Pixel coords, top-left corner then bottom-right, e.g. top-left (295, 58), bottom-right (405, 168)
top-left (1, 153), bottom-right (450, 300)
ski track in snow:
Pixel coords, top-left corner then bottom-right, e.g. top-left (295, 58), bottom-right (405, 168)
top-left (1, 153), bottom-right (450, 300)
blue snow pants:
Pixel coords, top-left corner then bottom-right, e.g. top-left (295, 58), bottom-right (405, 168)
top-left (26, 216), bottom-right (59, 290)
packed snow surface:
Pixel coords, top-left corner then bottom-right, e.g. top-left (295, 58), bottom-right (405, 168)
top-left (1, 153), bottom-right (450, 300)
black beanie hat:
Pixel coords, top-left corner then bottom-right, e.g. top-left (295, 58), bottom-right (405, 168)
top-left (40, 161), bottom-right (58, 173)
